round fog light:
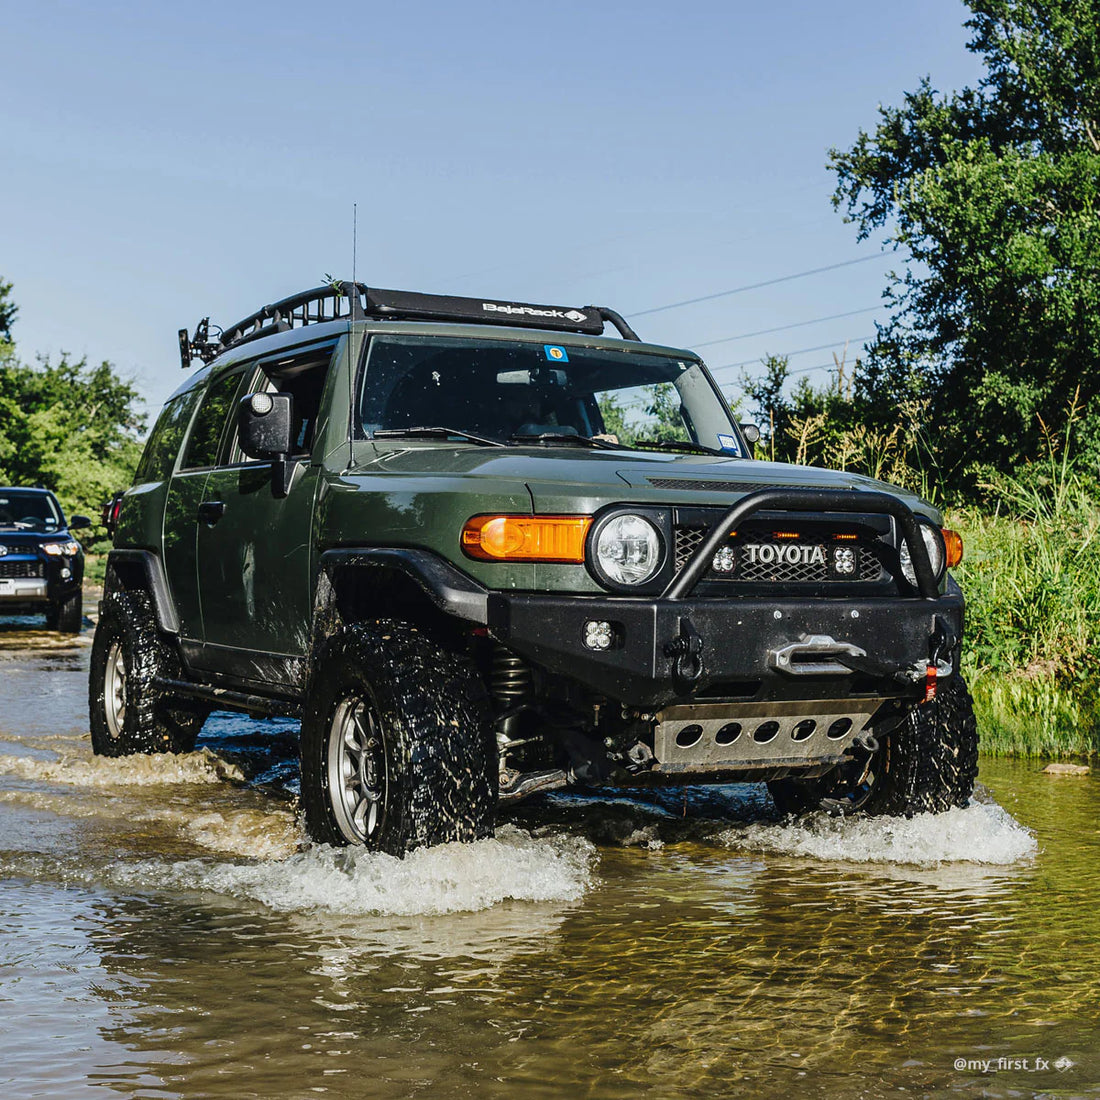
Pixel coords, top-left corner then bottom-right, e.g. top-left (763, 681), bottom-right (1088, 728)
top-left (584, 620), bottom-right (614, 651)
top-left (60, 567), bottom-right (72, 579)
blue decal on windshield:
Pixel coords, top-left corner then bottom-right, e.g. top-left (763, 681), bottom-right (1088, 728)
top-left (717, 434), bottom-right (739, 451)
top-left (543, 345), bottom-right (569, 363)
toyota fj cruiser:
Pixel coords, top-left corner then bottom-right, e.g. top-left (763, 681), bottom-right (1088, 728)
top-left (90, 283), bottom-right (976, 854)
top-left (0, 486), bottom-right (89, 632)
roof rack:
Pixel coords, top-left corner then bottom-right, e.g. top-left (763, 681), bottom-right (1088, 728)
top-left (179, 282), bottom-right (640, 368)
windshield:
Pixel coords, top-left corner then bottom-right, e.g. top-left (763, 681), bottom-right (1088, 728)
top-left (0, 490), bottom-right (62, 531)
top-left (357, 335), bottom-right (743, 454)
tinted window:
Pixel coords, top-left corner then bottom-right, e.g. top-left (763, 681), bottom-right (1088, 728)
top-left (180, 371), bottom-right (246, 470)
top-left (0, 490), bottom-right (62, 531)
top-left (357, 336), bottom-right (740, 454)
top-left (133, 389), bottom-right (202, 483)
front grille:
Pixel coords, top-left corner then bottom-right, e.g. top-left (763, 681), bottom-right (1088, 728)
top-left (674, 525), bottom-right (884, 584)
top-left (0, 560), bottom-right (44, 579)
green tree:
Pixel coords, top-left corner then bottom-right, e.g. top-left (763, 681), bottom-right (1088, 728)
top-left (830, 0), bottom-right (1100, 488)
top-left (0, 280), bottom-right (145, 522)
top-left (641, 383), bottom-right (691, 443)
top-left (0, 279), bottom-right (16, 343)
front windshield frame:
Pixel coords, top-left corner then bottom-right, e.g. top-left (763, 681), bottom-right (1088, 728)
top-left (0, 489), bottom-right (63, 531)
top-left (354, 332), bottom-right (745, 456)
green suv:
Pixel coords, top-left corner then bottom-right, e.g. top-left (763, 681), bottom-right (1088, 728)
top-left (90, 283), bottom-right (976, 854)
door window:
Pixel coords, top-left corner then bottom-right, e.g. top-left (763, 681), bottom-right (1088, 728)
top-left (133, 388), bottom-right (202, 484)
top-left (224, 345), bottom-right (336, 464)
top-left (180, 370), bottom-right (249, 471)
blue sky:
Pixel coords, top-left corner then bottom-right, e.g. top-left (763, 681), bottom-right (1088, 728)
top-left (1, 0), bottom-right (984, 417)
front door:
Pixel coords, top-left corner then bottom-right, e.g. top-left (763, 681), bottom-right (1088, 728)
top-left (162, 374), bottom-right (243, 643)
top-left (193, 343), bottom-right (337, 687)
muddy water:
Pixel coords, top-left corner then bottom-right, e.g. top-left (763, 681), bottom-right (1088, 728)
top-left (1, 612), bottom-right (1098, 1099)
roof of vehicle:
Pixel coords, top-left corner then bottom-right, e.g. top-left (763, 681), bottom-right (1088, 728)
top-left (171, 283), bottom-right (701, 399)
top-left (169, 318), bottom-right (703, 401)
top-left (178, 282), bottom-right (664, 370)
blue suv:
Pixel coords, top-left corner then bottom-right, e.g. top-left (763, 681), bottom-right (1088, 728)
top-left (0, 487), bottom-right (89, 632)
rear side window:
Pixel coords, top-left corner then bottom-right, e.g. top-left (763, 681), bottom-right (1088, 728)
top-left (133, 389), bottom-right (202, 484)
top-left (180, 371), bottom-right (247, 471)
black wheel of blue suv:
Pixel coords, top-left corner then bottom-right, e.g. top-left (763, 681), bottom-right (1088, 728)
top-left (46, 589), bottom-right (83, 633)
top-left (300, 620), bottom-right (495, 854)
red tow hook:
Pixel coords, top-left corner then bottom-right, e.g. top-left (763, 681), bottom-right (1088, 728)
top-left (923, 664), bottom-right (938, 704)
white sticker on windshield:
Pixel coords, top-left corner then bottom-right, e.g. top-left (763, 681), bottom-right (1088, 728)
top-left (717, 434), bottom-right (739, 451)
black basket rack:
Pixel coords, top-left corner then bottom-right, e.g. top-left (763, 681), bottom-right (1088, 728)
top-left (179, 283), bottom-right (640, 369)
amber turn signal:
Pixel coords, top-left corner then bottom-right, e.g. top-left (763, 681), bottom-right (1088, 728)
top-left (461, 515), bottom-right (592, 562)
top-left (942, 528), bottom-right (963, 569)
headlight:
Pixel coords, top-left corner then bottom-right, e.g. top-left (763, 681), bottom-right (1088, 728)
top-left (593, 514), bottom-right (662, 586)
top-left (899, 523), bottom-right (945, 586)
top-left (43, 540), bottom-right (81, 557)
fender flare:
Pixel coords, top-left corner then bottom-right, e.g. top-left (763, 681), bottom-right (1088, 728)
top-left (105, 549), bottom-right (180, 634)
top-left (317, 548), bottom-right (489, 625)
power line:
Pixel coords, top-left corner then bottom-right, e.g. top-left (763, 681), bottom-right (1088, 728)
top-left (708, 335), bottom-right (876, 375)
top-left (627, 254), bottom-right (887, 318)
top-left (718, 360), bottom-right (843, 398)
top-left (718, 353), bottom-right (876, 397)
top-left (691, 305), bottom-right (880, 349)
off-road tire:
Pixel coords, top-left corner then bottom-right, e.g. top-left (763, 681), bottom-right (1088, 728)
top-left (768, 673), bottom-right (979, 817)
top-left (300, 619), bottom-right (495, 855)
top-left (46, 589), bottom-right (83, 633)
top-left (89, 588), bottom-right (207, 757)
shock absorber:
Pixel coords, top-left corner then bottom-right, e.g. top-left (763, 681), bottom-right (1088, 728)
top-left (491, 645), bottom-right (533, 707)
top-left (491, 646), bottom-right (535, 755)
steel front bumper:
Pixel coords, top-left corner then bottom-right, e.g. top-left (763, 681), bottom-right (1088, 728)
top-left (0, 577), bottom-right (49, 605)
top-left (486, 583), bottom-right (964, 708)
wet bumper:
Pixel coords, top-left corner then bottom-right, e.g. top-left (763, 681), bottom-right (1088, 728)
top-left (486, 584), bottom-right (964, 708)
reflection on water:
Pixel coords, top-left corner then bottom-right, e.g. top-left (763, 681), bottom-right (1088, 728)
top-left (1, 621), bottom-right (1098, 1098)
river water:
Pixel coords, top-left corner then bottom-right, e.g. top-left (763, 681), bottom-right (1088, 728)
top-left (1, 611), bottom-right (1097, 1099)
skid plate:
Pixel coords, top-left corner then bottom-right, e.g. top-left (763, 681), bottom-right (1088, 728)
top-left (653, 698), bottom-right (885, 772)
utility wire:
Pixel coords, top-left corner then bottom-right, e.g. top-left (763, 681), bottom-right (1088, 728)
top-left (718, 354), bottom-right (876, 398)
top-left (627, 254), bottom-right (887, 318)
top-left (708, 335), bottom-right (876, 375)
top-left (691, 305), bottom-right (880, 349)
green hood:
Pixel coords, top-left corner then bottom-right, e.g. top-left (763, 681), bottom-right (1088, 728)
top-left (355, 442), bottom-right (935, 520)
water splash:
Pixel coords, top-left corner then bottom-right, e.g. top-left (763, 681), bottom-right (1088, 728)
top-left (720, 802), bottom-right (1037, 867)
top-left (114, 825), bottom-right (595, 916)
top-left (181, 808), bottom-right (300, 860)
top-left (0, 747), bottom-right (244, 787)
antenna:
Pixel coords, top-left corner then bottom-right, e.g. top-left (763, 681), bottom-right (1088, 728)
top-left (347, 203), bottom-right (357, 471)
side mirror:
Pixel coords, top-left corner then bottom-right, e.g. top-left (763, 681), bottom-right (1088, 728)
top-left (239, 393), bottom-right (294, 460)
top-left (739, 423), bottom-right (761, 445)
top-left (69, 514), bottom-right (92, 530)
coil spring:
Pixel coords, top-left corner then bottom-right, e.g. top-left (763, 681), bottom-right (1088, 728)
top-left (491, 646), bottom-right (533, 706)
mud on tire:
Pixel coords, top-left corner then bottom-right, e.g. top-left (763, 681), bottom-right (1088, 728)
top-left (89, 588), bottom-right (207, 757)
top-left (300, 619), bottom-right (495, 855)
top-left (768, 673), bottom-right (979, 817)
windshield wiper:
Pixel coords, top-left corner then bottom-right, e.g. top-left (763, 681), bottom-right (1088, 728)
top-left (630, 438), bottom-right (732, 457)
top-left (372, 427), bottom-right (506, 448)
top-left (509, 432), bottom-right (625, 450)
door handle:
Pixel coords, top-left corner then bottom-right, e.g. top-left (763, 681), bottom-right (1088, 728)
top-left (197, 500), bottom-right (226, 526)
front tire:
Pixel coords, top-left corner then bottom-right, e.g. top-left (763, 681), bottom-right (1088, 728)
top-left (768, 674), bottom-right (979, 817)
top-left (89, 589), bottom-right (206, 757)
top-left (300, 620), bottom-right (495, 855)
top-left (47, 589), bottom-right (83, 633)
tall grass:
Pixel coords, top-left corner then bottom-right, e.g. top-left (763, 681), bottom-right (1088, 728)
top-left (951, 404), bottom-right (1100, 756)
